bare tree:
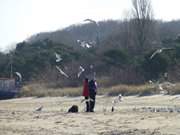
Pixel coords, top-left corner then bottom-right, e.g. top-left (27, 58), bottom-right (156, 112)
top-left (132, 0), bottom-right (153, 20)
top-left (131, 0), bottom-right (154, 52)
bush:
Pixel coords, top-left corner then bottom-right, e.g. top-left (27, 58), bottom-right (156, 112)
top-left (138, 88), bottom-right (154, 96)
top-left (103, 49), bottom-right (129, 66)
top-left (141, 51), bottom-right (170, 80)
top-left (18, 83), bottom-right (82, 97)
top-left (98, 84), bottom-right (155, 96)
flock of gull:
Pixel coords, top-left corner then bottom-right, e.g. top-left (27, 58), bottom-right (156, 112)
top-left (54, 52), bottom-right (87, 79)
top-left (14, 51), bottom-right (87, 81)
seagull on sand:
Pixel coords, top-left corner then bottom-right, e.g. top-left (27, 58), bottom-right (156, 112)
top-left (56, 66), bottom-right (69, 78)
top-left (55, 52), bottom-right (62, 62)
top-left (150, 48), bottom-right (174, 59)
top-left (112, 94), bottom-right (123, 104)
top-left (35, 105), bottom-right (43, 112)
top-left (77, 66), bottom-right (85, 78)
top-left (111, 94), bottom-right (123, 112)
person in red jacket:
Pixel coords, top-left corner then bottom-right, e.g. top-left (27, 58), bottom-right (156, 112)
top-left (82, 78), bottom-right (89, 112)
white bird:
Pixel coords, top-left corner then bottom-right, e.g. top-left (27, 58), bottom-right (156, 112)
top-left (158, 84), bottom-right (164, 91)
top-left (55, 52), bottom-right (62, 62)
top-left (35, 105), bottom-right (43, 112)
top-left (15, 72), bottom-right (22, 81)
top-left (112, 94), bottom-right (123, 104)
top-left (78, 66), bottom-right (85, 78)
top-left (148, 80), bottom-right (153, 84)
top-left (111, 94), bottom-right (123, 112)
top-left (85, 43), bottom-right (92, 48)
top-left (79, 41), bottom-right (92, 48)
top-left (90, 65), bottom-right (93, 69)
top-left (150, 48), bottom-right (174, 59)
top-left (56, 66), bottom-right (69, 78)
top-left (77, 40), bottom-right (81, 43)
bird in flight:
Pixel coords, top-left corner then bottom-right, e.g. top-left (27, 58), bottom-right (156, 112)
top-left (150, 48), bottom-right (174, 59)
top-left (77, 66), bottom-right (85, 78)
top-left (84, 19), bottom-right (98, 25)
top-left (56, 66), bottom-right (69, 78)
top-left (15, 72), bottom-right (22, 81)
top-left (55, 52), bottom-right (62, 62)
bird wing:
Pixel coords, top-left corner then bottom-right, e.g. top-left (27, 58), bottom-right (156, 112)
top-left (150, 49), bottom-right (160, 59)
top-left (78, 66), bottom-right (85, 78)
top-left (84, 19), bottom-right (97, 24)
top-left (15, 72), bottom-right (22, 81)
top-left (150, 48), bottom-right (175, 59)
top-left (85, 43), bottom-right (91, 48)
top-left (55, 52), bottom-right (62, 62)
top-left (36, 106), bottom-right (43, 111)
top-left (77, 72), bottom-right (82, 78)
top-left (158, 84), bottom-right (164, 90)
top-left (80, 66), bottom-right (85, 72)
top-left (56, 66), bottom-right (69, 78)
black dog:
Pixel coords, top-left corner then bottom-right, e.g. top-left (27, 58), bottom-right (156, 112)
top-left (68, 105), bottom-right (78, 113)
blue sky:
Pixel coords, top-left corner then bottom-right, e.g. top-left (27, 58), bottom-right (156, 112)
top-left (0, 0), bottom-right (180, 51)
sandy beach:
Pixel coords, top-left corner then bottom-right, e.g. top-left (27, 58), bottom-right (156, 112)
top-left (0, 95), bottom-right (180, 135)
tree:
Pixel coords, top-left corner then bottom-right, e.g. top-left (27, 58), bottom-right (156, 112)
top-left (141, 51), bottom-right (171, 80)
top-left (132, 0), bottom-right (153, 19)
top-left (131, 0), bottom-right (154, 52)
top-left (103, 49), bottom-right (129, 67)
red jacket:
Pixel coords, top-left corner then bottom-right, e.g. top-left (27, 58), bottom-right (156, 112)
top-left (82, 80), bottom-right (89, 97)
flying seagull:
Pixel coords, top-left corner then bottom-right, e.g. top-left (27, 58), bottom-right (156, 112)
top-left (78, 66), bottom-right (85, 78)
top-left (158, 84), bottom-right (164, 91)
top-left (15, 72), bottom-right (22, 81)
top-left (90, 65), bottom-right (93, 69)
top-left (80, 42), bottom-right (92, 48)
top-left (150, 48), bottom-right (174, 59)
top-left (85, 43), bottom-right (92, 48)
top-left (55, 52), bottom-right (62, 62)
top-left (56, 66), bottom-right (69, 78)
top-left (84, 19), bottom-right (98, 25)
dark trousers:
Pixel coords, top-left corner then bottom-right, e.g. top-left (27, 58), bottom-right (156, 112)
top-left (85, 96), bottom-right (90, 112)
top-left (89, 93), bottom-right (96, 112)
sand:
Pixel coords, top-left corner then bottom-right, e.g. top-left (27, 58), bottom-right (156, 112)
top-left (0, 95), bottom-right (180, 135)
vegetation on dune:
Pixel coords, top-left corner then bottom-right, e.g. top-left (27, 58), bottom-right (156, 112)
top-left (18, 82), bottom-right (180, 97)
